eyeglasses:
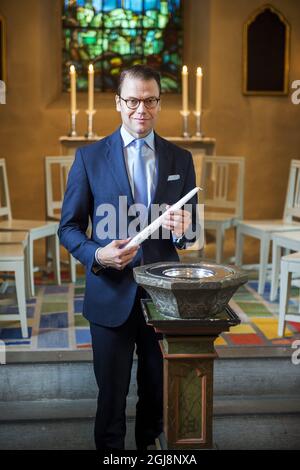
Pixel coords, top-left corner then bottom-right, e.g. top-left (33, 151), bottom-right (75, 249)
top-left (118, 96), bottom-right (160, 110)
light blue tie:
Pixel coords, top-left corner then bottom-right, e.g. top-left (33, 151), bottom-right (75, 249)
top-left (133, 138), bottom-right (148, 208)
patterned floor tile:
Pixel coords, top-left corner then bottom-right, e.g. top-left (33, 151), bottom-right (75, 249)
top-left (214, 335), bottom-right (227, 346)
top-left (75, 328), bottom-right (91, 346)
top-left (39, 312), bottom-right (68, 329)
top-left (74, 299), bottom-right (84, 313)
top-left (37, 329), bottom-right (69, 348)
top-left (236, 302), bottom-right (273, 317)
top-left (229, 333), bottom-right (265, 345)
top-left (251, 318), bottom-right (294, 339)
top-left (44, 285), bottom-right (69, 294)
top-left (0, 327), bottom-right (33, 340)
top-left (43, 294), bottom-right (69, 303)
top-left (41, 303), bottom-right (68, 314)
top-left (228, 324), bottom-right (256, 334)
top-left (74, 314), bottom-right (89, 327)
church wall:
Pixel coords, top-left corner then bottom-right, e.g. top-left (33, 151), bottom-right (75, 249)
top-left (0, 0), bottom-right (299, 263)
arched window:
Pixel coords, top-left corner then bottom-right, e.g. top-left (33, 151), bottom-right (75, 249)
top-left (62, 0), bottom-right (182, 93)
top-left (243, 4), bottom-right (290, 95)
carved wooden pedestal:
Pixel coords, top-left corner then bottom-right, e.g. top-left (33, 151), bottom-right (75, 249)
top-left (141, 300), bottom-right (240, 450)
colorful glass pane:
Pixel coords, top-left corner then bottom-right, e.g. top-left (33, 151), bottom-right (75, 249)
top-left (62, 0), bottom-right (182, 92)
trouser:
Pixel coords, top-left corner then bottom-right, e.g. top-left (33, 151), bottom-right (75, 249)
top-left (89, 288), bottom-right (163, 450)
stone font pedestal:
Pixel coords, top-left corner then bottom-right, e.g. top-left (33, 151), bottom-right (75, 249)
top-left (141, 300), bottom-right (240, 450)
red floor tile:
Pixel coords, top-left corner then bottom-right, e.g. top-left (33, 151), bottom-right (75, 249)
top-left (229, 334), bottom-right (265, 345)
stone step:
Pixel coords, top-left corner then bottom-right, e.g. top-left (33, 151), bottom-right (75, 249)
top-left (0, 356), bottom-right (299, 402)
top-left (1, 396), bottom-right (300, 422)
top-left (0, 396), bottom-right (299, 450)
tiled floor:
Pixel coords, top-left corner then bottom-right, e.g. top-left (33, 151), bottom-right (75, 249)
top-left (0, 270), bottom-right (299, 352)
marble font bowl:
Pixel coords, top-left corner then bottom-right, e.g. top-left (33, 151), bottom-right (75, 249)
top-left (133, 261), bottom-right (248, 319)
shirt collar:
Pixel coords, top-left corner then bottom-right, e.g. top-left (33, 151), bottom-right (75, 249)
top-left (120, 125), bottom-right (155, 151)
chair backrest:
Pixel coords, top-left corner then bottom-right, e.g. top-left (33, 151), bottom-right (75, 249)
top-left (190, 151), bottom-right (205, 192)
top-left (45, 156), bottom-right (74, 219)
top-left (0, 158), bottom-right (12, 220)
top-left (200, 156), bottom-right (245, 219)
top-left (283, 159), bottom-right (300, 222)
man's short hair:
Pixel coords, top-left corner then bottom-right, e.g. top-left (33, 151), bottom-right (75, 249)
top-left (117, 65), bottom-right (161, 96)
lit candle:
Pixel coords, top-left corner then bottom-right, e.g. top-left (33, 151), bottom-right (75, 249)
top-left (182, 65), bottom-right (189, 113)
top-left (196, 67), bottom-right (202, 113)
top-left (88, 63), bottom-right (94, 112)
top-left (70, 65), bottom-right (76, 113)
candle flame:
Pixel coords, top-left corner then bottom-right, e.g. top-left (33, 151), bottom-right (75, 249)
top-left (182, 65), bottom-right (188, 74)
top-left (197, 67), bottom-right (202, 76)
top-left (88, 64), bottom-right (94, 72)
top-left (70, 65), bottom-right (76, 73)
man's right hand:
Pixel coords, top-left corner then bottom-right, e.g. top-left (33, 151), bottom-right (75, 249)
top-left (96, 238), bottom-right (140, 270)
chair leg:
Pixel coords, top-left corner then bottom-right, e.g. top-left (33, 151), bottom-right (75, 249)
top-left (278, 261), bottom-right (291, 337)
top-left (45, 236), bottom-right (52, 266)
top-left (258, 235), bottom-right (270, 295)
top-left (235, 225), bottom-right (244, 266)
top-left (28, 234), bottom-right (35, 298)
top-left (215, 226), bottom-right (225, 264)
top-left (49, 234), bottom-right (61, 286)
top-left (270, 242), bottom-right (281, 301)
top-left (15, 260), bottom-right (28, 339)
top-left (23, 244), bottom-right (32, 300)
top-left (69, 253), bottom-right (77, 283)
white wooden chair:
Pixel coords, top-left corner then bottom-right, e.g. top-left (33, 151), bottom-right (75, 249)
top-left (200, 156), bottom-right (245, 263)
top-left (45, 156), bottom-right (74, 219)
top-left (184, 151), bottom-right (205, 252)
top-left (270, 231), bottom-right (300, 301)
top-left (236, 159), bottom-right (300, 294)
top-left (278, 252), bottom-right (300, 336)
top-left (0, 158), bottom-right (61, 297)
top-left (45, 156), bottom-right (78, 282)
top-left (0, 231), bottom-right (31, 299)
top-left (0, 232), bottom-right (29, 338)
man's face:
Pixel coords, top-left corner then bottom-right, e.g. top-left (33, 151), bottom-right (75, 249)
top-left (115, 76), bottom-right (161, 138)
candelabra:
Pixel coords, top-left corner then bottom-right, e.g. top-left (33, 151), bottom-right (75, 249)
top-left (193, 111), bottom-right (203, 138)
top-left (85, 109), bottom-right (98, 139)
top-left (180, 110), bottom-right (191, 138)
top-left (68, 110), bottom-right (79, 137)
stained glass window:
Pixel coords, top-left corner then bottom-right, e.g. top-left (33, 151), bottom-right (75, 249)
top-left (62, 0), bottom-right (182, 93)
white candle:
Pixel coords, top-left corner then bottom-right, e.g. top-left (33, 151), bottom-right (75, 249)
top-left (88, 63), bottom-right (94, 112)
top-left (126, 187), bottom-right (202, 249)
top-left (196, 67), bottom-right (202, 113)
top-left (182, 65), bottom-right (189, 113)
top-left (70, 65), bottom-right (76, 113)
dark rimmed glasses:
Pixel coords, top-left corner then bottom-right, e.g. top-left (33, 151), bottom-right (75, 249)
top-left (118, 96), bottom-right (160, 110)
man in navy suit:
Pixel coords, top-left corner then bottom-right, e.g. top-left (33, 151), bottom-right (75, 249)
top-left (58, 65), bottom-right (198, 451)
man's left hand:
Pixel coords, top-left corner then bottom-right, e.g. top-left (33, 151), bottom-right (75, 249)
top-left (162, 205), bottom-right (192, 238)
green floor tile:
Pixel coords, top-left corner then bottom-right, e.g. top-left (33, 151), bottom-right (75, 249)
top-left (43, 294), bottom-right (69, 303)
top-left (236, 301), bottom-right (273, 317)
top-left (41, 303), bottom-right (68, 314)
top-left (233, 292), bottom-right (257, 301)
top-left (75, 287), bottom-right (85, 295)
top-left (75, 315), bottom-right (90, 327)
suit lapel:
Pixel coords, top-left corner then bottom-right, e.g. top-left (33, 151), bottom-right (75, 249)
top-left (104, 128), bottom-right (134, 206)
top-left (152, 132), bottom-right (173, 205)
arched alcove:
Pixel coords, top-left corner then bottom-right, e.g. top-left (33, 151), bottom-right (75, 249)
top-left (243, 4), bottom-right (290, 95)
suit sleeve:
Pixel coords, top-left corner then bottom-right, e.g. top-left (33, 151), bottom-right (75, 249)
top-left (57, 148), bottom-right (99, 273)
top-left (179, 151), bottom-right (200, 247)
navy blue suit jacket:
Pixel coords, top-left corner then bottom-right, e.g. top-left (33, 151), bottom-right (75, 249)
top-left (58, 128), bottom-right (197, 327)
